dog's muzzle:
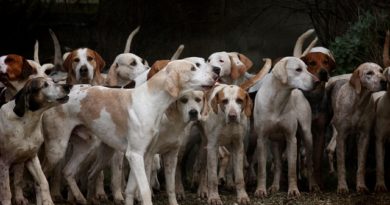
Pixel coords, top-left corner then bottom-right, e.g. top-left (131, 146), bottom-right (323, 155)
top-left (79, 65), bottom-right (89, 77)
top-left (319, 69), bottom-right (329, 82)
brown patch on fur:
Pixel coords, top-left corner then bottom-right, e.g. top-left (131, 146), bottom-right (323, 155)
top-left (211, 90), bottom-right (225, 113)
top-left (2, 55), bottom-right (36, 81)
top-left (148, 60), bottom-right (170, 80)
top-left (301, 52), bottom-right (336, 79)
top-left (237, 88), bottom-right (253, 117)
top-left (230, 53), bottom-right (253, 80)
top-left (78, 88), bottom-right (131, 138)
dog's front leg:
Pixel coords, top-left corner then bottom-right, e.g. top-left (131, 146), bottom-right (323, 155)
top-left (207, 139), bottom-right (222, 205)
top-left (356, 133), bottom-right (369, 193)
top-left (163, 149), bottom-right (180, 205)
top-left (254, 135), bottom-right (267, 198)
top-left (231, 140), bottom-right (250, 205)
top-left (111, 151), bottom-right (125, 204)
top-left (268, 142), bottom-right (282, 194)
top-left (336, 131), bottom-right (348, 194)
top-left (25, 155), bottom-right (54, 205)
top-left (125, 150), bottom-right (152, 205)
top-left (301, 123), bottom-right (320, 192)
top-left (286, 136), bottom-right (300, 198)
top-left (0, 160), bottom-right (11, 205)
top-left (375, 130), bottom-right (387, 192)
top-left (12, 163), bottom-right (29, 205)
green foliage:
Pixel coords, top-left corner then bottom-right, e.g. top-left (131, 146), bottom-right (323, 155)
top-left (329, 12), bottom-right (378, 74)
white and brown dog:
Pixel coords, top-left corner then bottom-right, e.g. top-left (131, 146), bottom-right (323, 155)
top-left (198, 84), bottom-right (252, 205)
top-left (41, 60), bottom-right (216, 205)
top-left (253, 57), bottom-right (319, 198)
top-left (0, 77), bottom-right (71, 205)
top-left (63, 48), bottom-right (105, 85)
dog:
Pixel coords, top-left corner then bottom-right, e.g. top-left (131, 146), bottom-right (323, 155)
top-left (126, 90), bottom-right (206, 205)
top-left (253, 57), bottom-right (319, 198)
top-left (198, 84), bottom-right (253, 205)
top-left (63, 48), bottom-right (105, 85)
top-left (41, 60), bottom-right (216, 205)
top-left (0, 77), bottom-right (71, 205)
top-left (330, 62), bottom-right (385, 194)
top-left (299, 46), bottom-right (336, 185)
top-left (207, 52), bottom-right (253, 84)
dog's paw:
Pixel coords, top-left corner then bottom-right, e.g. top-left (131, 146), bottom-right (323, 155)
top-left (208, 195), bottom-right (223, 205)
top-left (356, 184), bottom-right (369, 194)
top-left (176, 191), bottom-right (185, 200)
top-left (254, 188), bottom-right (267, 198)
top-left (51, 193), bottom-right (64, 203)
top-left (113, 194), bottom-right (125, 205)
top-left (310, 183), bottom-right (321, 193)
top-left (42, 199), bottom-right (55, 205)
top-left (375, 183), bottom-right (388, 193)
top-left (268, 185), bottom-right (280, 194)
top-left (287, 187), bottom-right (300, 198)
top-left (337, 185), bottom-right (349, 194)
top-left (237, 195), bottom-right (250, 205)
top-left (198, 190), bottom-right (208, 199)
top-left (14, 196), bottom-right (29, 205)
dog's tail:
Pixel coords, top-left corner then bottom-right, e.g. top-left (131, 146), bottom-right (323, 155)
top-left (301, 37), bottom-right (318, 57)
top-left (383, 30), bottom-right (390, 67)
top-left (170, 44), bottom-right (185, 60)
top-left (49, 29), bottom-right (64, 72)
top-left (34, 40), bottom-right (40, 64)
top-left (293, 28), bottom-right (316, 57)
top-left (124, 26), bottom-right (140, 53)
top-left (239, 58), bottom-right (271, 90)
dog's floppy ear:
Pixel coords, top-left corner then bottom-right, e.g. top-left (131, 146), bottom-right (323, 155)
top-left (327, 55), bottom-right (336, 72)
top-left (63, 51), bottom-right (74, 73)
top-left (164, 64), bottom-right (180, 98)
top-left (211, 91), bottom-right (220, 113)
top-left (93, 50), bottom-right (106, 72)
top-left (200, 91), bottom-right (209, 117)
top-left (384, 67), bottom-right (390, 81)
top-left (13, 85), bottom-right (28, 117)
top-left (244, 92), bottom-right (253, 117)
top-left (229, 53), bottom-right (253, 80)
top-left (106, 61), bottom-right (118, 86)
top-left (165, 101), bottom-right (178, 119)
top-left (21, 58), bottom-right (36, 80)
top-left (350, 68), bottom-right (362, 94)
top-left (272, 60), bottom-right (288, 84)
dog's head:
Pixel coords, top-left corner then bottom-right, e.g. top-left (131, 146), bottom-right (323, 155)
top-left (349, 62), bottom-right (386, 94)
top-left (301, 47), bottom-right (336, 82)
top-left (13, 77), bottom-right (72, 117)
top-left (207, 52), bottom-right (253, 80)
top-left (0, 54), bottom-right (38, 90)
top-left (64, 48), bottom-right (105, 85)
top-left (166, 90), bottom-right (205, 123)
top-left (272, 57), bottom-right (319, 91)
top-left (163, 60), bottom-right (217, 98)
top-left (107, 53), bottom-right (149, 86)
top-left (210, 85), bottom-right (252, 123)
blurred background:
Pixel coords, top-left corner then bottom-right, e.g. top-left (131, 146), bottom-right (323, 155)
top-left (0, 0), bottom-right (389, 73)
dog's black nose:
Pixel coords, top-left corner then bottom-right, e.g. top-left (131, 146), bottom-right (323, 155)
top-left (212, 66), bottom-right (221, 76)
top-left (319, 69), bottom-right (329, 82)
top-left (381, 80), bottom-right (387, 90)
top-left (80, 65), bottom-right (88, 75)
top-left (189, 109), bottom-right (198, 120)
top-left (62, 84), bottom-right (73, 93)
top-left (228, 113), bottom-right (237, 122)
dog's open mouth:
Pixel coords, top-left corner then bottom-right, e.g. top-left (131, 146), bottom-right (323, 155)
top-left (56, 95), bottom-right (69, 103)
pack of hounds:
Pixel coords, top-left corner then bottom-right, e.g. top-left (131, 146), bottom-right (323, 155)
top-left (0, 27), bottom-right (389, 205)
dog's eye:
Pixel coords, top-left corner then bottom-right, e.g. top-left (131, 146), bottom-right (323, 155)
top-left (309, 61), bottom-right (316, 67)
top-left (236, 98), bottom-right (243, 104)
top-left (296, 68), bottom-right (302, 72)
top-left (180, 98), bottom-right (188, 103)
top-left (191, 66), bottom-right (196, 71)
top-left (4, 57), bottom-right (13, 63)
top-left (207, 59), bottom-right (211, 63)
top-left (130, 61), bottom-right (137, 66)
top-left (219, 60), bottom-right (224, 63)
top-left (323, 60), bottom-right (329, 65)
top-left (43, 82), bottom-right (49, 87)
top-left (195, 63), bottom-right (201, 67)
top-left (74, 58), bottom-right (80, 63)
top-left (87, 56), bottom-right (93, 61)
top-left (366, 71), bottom-right (374, 75)
top-left (222, 99), bottom-right (228, 104)
top-left (195, 97), bottom-right (202, 103)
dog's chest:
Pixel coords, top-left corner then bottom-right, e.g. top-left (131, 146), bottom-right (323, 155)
top-left (0, 120), bottom-right (43, 163)
top-left (218, 123), bottom-right (246, 145)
